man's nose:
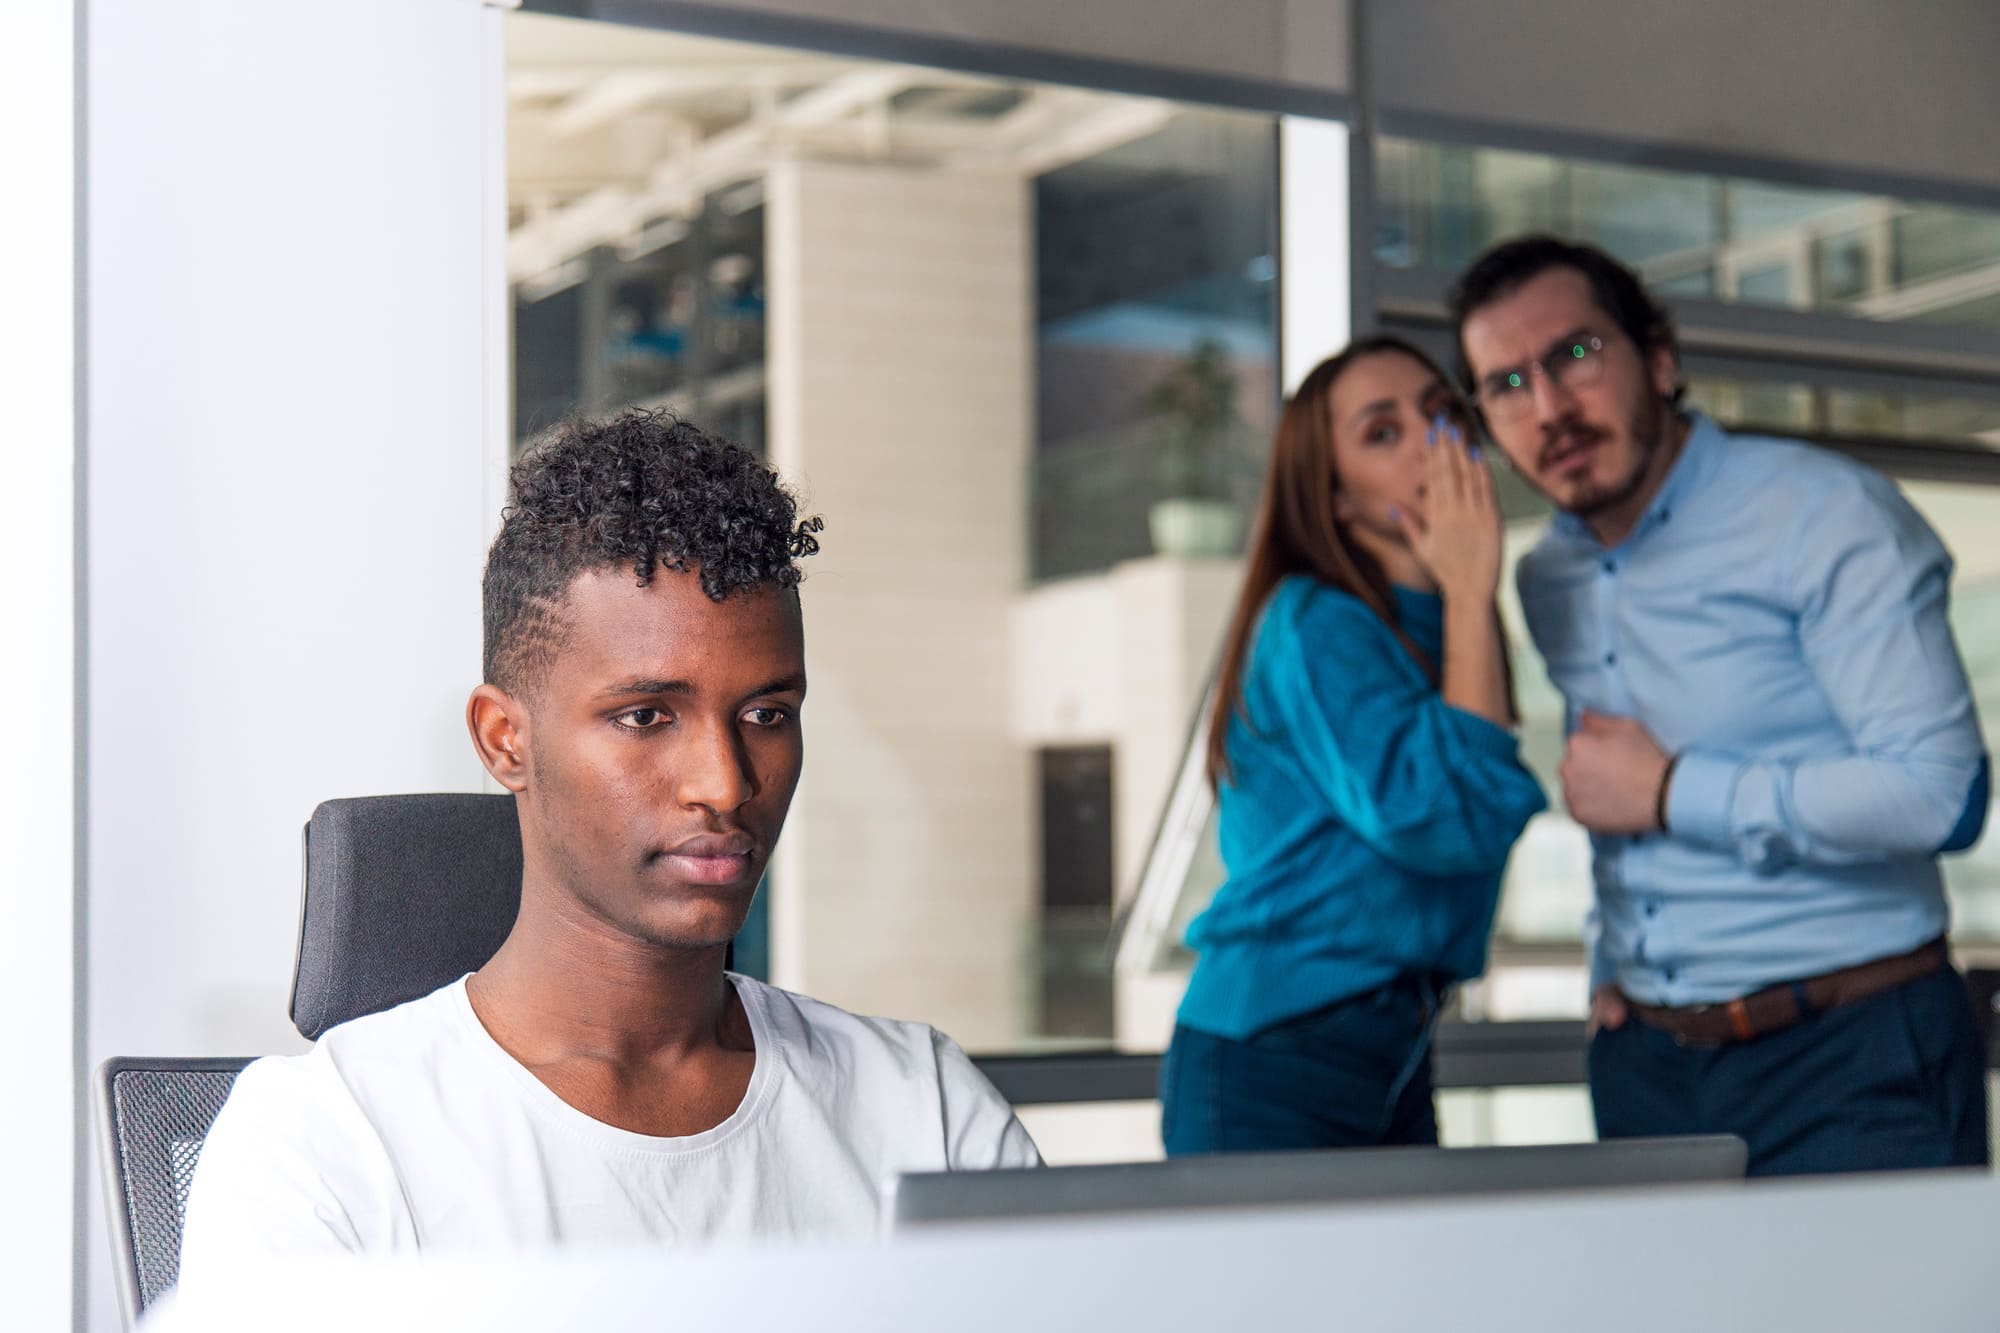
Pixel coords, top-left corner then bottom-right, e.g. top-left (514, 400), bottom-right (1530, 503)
top-left (1529, 363), bottom-right (1577, 425)
top-left (675, 721), bottom-right (758, 813)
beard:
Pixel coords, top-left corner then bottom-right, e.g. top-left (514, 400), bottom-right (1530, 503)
top-left (1534, 394), bottom-right (1669, 521)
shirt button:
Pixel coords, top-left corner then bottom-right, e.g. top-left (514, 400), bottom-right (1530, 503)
top-left (1644, 902), bottom-right (1659, 917)
top-left (1602, 559), bottom-right (1617, 574)
top-left (1663, 967), bottom-right (1678, 982)
top-left (1604, 652), bottom-right (1617, 666)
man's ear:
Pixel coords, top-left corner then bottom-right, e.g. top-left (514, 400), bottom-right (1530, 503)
top-left (467, 684), bottom-right (530, 793)
top-left (1645, 337), bottom-right (1681, 403)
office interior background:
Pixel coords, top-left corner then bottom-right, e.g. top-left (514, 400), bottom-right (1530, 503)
top-left (8, 1), bottom-right (2000, 1328)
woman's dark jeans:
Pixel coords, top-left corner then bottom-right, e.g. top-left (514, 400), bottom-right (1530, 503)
top-left (1161, 975), bottom-right (1447, 1155)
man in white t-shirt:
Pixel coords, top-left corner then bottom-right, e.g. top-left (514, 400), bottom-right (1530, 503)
top-left (179, 412), bottom-right (1039, 1283)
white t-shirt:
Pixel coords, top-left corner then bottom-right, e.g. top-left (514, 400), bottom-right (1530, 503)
top-left (178, 974), bottom-right (1039, 1286)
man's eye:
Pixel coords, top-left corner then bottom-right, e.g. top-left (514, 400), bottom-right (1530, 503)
top-left (1490, 372), bottom-right (1525, 397)
top-left (615, 708), bottom-right (668, 730)
top-left (1365, 423), bottom-right (1399, 445)
top-left (744, 706), bottom-right (791, 727)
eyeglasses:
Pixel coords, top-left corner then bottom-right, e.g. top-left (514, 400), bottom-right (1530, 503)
top-left (1473, 334), bottom-right (1607, 421)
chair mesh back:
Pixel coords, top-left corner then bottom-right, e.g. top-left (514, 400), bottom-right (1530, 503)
top-left (102, 1063), bottom-right (246, 1316)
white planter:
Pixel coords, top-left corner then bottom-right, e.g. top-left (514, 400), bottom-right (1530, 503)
top-left (1148, 498), bottom-right (1243, 558)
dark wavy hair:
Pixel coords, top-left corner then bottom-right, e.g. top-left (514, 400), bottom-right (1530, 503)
top-left (482, 410), bottom-right (823, 695)
top-left (1447, 234), bottom-right (1684, 407)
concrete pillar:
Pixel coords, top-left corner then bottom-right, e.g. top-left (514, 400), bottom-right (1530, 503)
top-left (766, 158), bottom-right (1035, 1048)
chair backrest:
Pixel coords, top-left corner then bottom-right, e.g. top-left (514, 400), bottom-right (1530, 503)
top-left (290, 793), bottom-right (523, 1040)
top-left (96, 1057), bottom-right (253, 1323)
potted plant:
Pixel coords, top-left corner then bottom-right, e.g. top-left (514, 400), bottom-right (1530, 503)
top-left (1142, 337), bottom-right (1244, 558)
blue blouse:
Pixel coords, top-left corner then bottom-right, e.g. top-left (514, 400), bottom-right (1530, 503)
top-left (1177, 576), bottom-right (1547, 1041)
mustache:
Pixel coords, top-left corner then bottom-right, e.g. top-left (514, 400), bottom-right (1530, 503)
top-left (1536, 416), bottom-right (1608, 471)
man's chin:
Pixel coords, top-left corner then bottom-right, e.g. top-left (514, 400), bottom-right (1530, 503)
top-left (1544, 459), bottom-right (1643, 521)
top-left (626, 914), bottom-right (747, 955)
top-left (1554, 480), bottom-right (1615, 517)
top-left (651, 884), bottom-right (759, 943)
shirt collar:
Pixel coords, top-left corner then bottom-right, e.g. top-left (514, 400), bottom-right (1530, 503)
top-left (1547, 410), bottom-right (1724, 550)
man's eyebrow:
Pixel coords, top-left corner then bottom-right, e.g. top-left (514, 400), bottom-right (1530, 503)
top-left (597, 678), bottom-right (696, 699)
top-left (742, 672), bottom-right (808, 699)
top-left (1536, 326), bottom-right (1597, 366)
top-left (1480, 328), bottom-right (1593, 385)
top-left (597, 673), bottom-right (807, 701)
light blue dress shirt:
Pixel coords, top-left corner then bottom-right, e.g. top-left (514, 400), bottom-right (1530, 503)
top-left (1517, 413), bottom-right (1988, 1006)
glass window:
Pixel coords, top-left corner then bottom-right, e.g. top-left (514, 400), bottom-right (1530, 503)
top-left (1825, 389), bottom-right (2000, 446)
top-left (508, 12), bottom-right (1277, 1056)
top-left (1032, 114), bottom-right (1278, 582)
top-left (510, 199), bottom-right (768, 454)
top-left (506, 22), bottom-right (2000, 1167)
top-left (1118, 381), bottom-right (2000, 1035)
top-left (1375, 137), bottom-right (2000, 332)
top-left (1566, 160), bottom-right (1715, 264)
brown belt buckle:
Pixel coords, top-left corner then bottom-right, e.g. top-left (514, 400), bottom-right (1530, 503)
top-left (1725, 997), bottom-right (1757, 1042)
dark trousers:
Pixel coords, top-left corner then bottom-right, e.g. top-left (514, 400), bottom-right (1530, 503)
top-left (1591, 965), bottom-right (1991, 1177)
top-left (1161, 976), bottom-right (1444, 1156)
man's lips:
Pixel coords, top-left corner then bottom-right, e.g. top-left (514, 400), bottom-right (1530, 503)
top-left (660, 834), bottom-right (758, 886)
top-left (1542, 432), bottom-right (1604, 477)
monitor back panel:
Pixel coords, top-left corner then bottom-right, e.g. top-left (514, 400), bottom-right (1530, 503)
top-left (892, 1135), bottom-right (1747, 1229)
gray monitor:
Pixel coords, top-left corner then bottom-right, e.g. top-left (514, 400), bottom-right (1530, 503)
top-left (892, 1135), bottom-right (1747, 1230)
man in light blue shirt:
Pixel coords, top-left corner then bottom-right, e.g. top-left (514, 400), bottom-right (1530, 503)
top-left (1451, 235), bottom-right (1990, 1176)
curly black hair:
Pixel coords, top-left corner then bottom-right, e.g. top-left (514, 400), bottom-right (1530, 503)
top-left (482, 410), bottom-right (823, 695)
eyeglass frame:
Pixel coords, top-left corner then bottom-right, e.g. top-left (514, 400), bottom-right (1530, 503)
top-left (1469, 330), bottom-right (1611, 420)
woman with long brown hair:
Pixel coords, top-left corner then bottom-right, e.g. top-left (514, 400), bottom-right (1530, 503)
top-left (1161, 336), bottom-right (1546, 1155)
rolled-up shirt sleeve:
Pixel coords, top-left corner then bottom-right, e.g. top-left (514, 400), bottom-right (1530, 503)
top-left (1668, 471), bottom-right (1987, 870)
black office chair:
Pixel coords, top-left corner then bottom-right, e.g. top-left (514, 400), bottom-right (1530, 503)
top-left (97, 794), bottom-right (524, 1324)
top-left (291, 793), bottom-right (524, 1038)
top-left (290, 792), bottom-right (744, 1036)
top-left (96, 1057), bottom-right (254, 1324)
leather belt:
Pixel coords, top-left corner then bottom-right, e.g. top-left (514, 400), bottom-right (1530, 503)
top-left (1625, 938), bottom-right (1950, 1049)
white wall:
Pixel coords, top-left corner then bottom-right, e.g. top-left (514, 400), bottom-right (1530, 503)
top-left (0, 4), bottom-right (79, 1328)
top-left (766, 158), bottom-right (1035, 1048)
top-left (84, 0), bottom-right (508, 1326)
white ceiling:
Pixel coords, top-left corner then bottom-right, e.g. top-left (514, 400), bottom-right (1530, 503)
top-left (506, 12), bottom-right (1175, 285)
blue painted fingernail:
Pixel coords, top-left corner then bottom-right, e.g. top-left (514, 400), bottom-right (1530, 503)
top-left (1387, 505), bottom-right (1400, 522)
top-left (1469, 445), bottom-right (1483, 462)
